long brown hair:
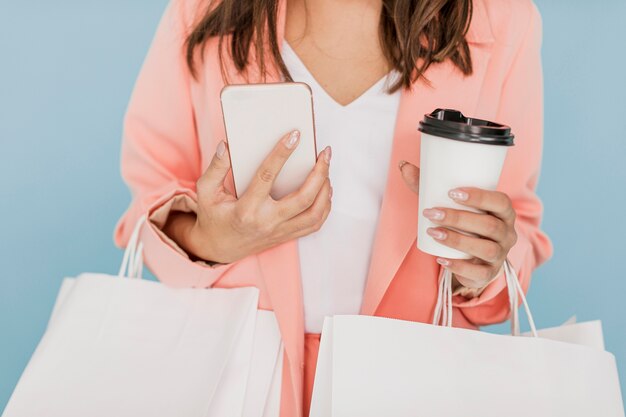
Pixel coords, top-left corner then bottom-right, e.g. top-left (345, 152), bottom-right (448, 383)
top-left (185, 0), bottom-right (474, 93)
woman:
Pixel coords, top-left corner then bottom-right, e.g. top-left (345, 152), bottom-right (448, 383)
top-left (115, 0), bottom-right (553, 415)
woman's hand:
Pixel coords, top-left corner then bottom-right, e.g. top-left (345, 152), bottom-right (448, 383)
top-left (165, 130), bottom-right (333, 264)
top-left (399, 160), bottom-right (517, 290)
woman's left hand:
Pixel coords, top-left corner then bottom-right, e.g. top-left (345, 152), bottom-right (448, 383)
top-left (399, 160), bottom-right (518, 290)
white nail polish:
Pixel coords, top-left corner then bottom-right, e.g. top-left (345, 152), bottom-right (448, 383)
top-left (216, 141), bottom-right (226, 159)
top-left (285, 130), bottom-right (300, 149)
top-left (324, 146), bottom-right (332, 163)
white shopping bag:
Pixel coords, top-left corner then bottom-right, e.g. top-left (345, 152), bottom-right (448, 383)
top-left (310, 260), bottom-right (624, 417)
top-left (32, 278), bottom-right (283, 417)
top-left (520, 317), bottom-right (605, 350)
top-left (3, 216), bottom-right (283, 417)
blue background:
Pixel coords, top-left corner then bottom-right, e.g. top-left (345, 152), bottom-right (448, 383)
top-left (1, 0), bottom-right (625, 411)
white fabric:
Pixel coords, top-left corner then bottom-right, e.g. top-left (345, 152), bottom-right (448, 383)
top-left (3, 218), bottom-right (283, 417)
top-left (281, 41), bottom-right (402, 333)
top-left (309, 262), bottom-right (625, 417)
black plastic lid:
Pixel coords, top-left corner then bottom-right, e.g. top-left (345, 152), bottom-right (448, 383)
top-left (418, 108), bottom-right (514, 146)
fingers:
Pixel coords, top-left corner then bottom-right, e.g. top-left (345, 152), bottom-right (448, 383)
top-left (426, 226), bottom-right (505, 264)
top-left (245, 130), bottom-right (301, 200)
top-left (423, 207), bottom-right (508, 242)
top-left (399, 160), bottom-right (420, 194)
top-left (196, 140), bottom-right (233, 200)
top-left (436, 257), bottom-right (499, 289)
top-left (276, 177), bottom-right (332, 238)
top-left (448, 187), bottom-right (516, 223)
top-left (276, 146), bottom-right (332, 220)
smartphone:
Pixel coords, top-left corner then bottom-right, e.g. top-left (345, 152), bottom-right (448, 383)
top-left (220, 82), bottom-right (318, 199)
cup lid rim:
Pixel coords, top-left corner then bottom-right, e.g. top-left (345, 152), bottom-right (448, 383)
top-left (418, 108), bottom-right (515, 146)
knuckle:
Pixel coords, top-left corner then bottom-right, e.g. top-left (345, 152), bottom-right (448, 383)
top-left (484, 243), bottom-right (501, 263)
top-left (298, 192), bottom-right (316, 210)
top-left (467, 265), bottom-right (490, 284)
top-left (313, 208), bottom-right (331, 232)
top-left (500, 193), bottom-right (513, 208)
top-left (481, 266), bottom-right (495, 282)
top-left (300, 219), bottom-right (316, 234)
top-left (232, 209), bottom-right (250, 229)
top-left (486, 217), bottom-right (503, 236)
top-left (313, 199), bottom-right (327, 218)
top-left (257, 167), bottom-right (275, 184)
top-left (446, 231), bottom-right (461, 247)
top-left (472, 189), bottom-right (484, 205)
top-left (319, 200), bottom-right (331, 220)
top-left (233, 206), bottom-right (260, 230)
top-left (299, 212), bottom-right (316, 229)
top-left (444, 209), bottom-right (458, 226)
top-left (298, 225), bottom-right (315, 238)
top-left (310, 205), bottom-right (325, 224)
top-left (497, 191), bottom-right (511, 204)
top-left (312, 220), bottom-right (323, 232)
top-left (499, 193), bottom-right (515, 217)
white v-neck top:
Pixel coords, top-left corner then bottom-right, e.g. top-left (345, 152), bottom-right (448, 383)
top-left (281, 41), bottom-right (402, 333)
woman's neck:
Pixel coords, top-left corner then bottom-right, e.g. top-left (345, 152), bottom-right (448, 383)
top-left (284, 0), bottom-right (391, 106)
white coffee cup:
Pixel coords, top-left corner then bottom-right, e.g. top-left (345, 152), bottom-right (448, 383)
top-left (417, 109), bottom-right (514, 259)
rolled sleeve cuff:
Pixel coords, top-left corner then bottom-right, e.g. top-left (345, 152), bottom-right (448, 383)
top-left (141, 188), bottom-right (234, 288)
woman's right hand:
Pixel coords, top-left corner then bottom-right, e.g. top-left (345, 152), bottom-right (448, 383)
top-left (165, 130), bottom-right (332, 264)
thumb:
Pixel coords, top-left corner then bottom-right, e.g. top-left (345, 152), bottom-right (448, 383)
top-left (197, 140), bottom-right (234, 199)
top-left (399, 160), bottom-right (420, 194)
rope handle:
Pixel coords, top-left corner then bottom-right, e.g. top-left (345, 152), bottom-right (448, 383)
top-left (432, 258), bottom-right (538, 338)
top-left (117, 214), bottom-right (147, 279)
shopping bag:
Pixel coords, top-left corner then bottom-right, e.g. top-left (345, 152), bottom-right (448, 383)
top-left (522, 317), bottom-right (605, 350)
top-left (3, 216), bottom-right (283, 417)
top-left (25, 278), bottom-right (283, 417)
top-left (309, 260), bottom-right (624, 417)
top-left (260, 346), bottom-right (284, 417)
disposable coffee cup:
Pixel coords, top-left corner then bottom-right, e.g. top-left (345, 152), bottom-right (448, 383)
top-left (417, 108), bottom-right (514, 259)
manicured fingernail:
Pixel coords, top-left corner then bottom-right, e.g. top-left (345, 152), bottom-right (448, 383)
top-left (436, 257), bottom-right (451, 266)
top-left (423, 208), bottom-right (445, 220)
top-left (216, 141), bottom-right (226, 159)
top-left (398, 160), bottom-right (407, 170)
top-left (285, 130), bottom-right (300, 149)
top-left (427, 228), bottom-right (447, 240)
top-left (324, 146), bottom-right (332, 164)
top-left (449, 189), bottom-right (469, 201)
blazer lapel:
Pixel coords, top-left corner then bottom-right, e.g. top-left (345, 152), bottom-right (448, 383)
top-left (360, 0), bottom-right (496, 316)
top-left (254, 1), bottom-right (306, 416)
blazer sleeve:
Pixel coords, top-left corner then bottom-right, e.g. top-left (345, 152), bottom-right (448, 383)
top-left (114, 0), bottom-right (235, 288)
top-left (452, 0), bottom-right (554, 325)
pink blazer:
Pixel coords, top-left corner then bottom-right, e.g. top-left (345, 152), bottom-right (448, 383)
top-left (115, 0), bottom-right (552, 415)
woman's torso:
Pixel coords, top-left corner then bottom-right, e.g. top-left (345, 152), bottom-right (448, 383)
top-left (138, 0), bottom-right (549, 414)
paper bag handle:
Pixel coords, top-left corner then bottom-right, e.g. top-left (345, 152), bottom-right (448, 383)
top-left (117, 214), bottom-right (147, 279)
top-left (432, 258), bottom-right (538, 337)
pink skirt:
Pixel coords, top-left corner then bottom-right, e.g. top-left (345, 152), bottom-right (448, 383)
top-left (303, 333), bottom-right (321, 417)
